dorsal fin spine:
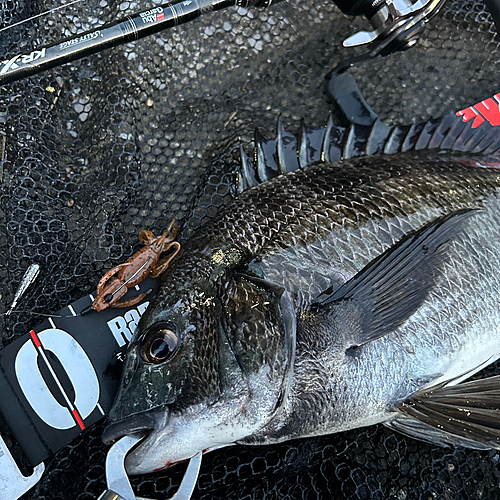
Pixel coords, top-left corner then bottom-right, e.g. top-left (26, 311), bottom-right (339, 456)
top-left (276, 115), bottom-right (286, 174)
top-left (254, 127), bottom-right (267, 183)
top-left (298, 119), bottom-right (308, 169)
top-left (238, 144), bottom-right (256, 193)
top-left (321, 113), bottom-right (334, 163)
top-left (239, 111), bottom-right (500, 191)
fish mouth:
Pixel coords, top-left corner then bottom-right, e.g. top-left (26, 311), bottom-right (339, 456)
top-left (102, 412), bottom-right (157, 445)
top-left (103, 409), bottom-right (181, 474)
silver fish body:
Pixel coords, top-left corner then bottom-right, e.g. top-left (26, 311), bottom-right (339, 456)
top-left (103, 151), bottom-right (500, 474)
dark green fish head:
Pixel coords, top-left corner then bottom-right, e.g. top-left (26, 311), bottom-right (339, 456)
top-left (103, 236), bottom-right (295, 474)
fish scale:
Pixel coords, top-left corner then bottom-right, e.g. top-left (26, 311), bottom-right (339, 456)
top-left (209, 155), bottom-right (487, 264)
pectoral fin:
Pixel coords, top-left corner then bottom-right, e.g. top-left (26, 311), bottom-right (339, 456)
top-left (387, 375), bottom-right (500, 450)
top-left (311, 208), bottom-right (480, 348)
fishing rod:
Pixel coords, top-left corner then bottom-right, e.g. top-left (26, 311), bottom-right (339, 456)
top-left (0, 0), bottom-right (278, 86)
top-left (0, 0), bottom-right (453, 88)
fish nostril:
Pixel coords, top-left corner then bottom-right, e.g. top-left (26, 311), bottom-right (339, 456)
top-left (102, 413), bottom-right (156, 445)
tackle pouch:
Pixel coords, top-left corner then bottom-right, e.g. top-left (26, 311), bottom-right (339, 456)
top-left (0, 277), bottom-right (159, 499)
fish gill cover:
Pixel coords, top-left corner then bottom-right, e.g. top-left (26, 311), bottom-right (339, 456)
top-left (1, 0), bottom-right (500, 498)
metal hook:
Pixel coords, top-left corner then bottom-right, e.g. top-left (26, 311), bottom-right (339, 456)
top-left (98, 434), bottom-right (202, 500)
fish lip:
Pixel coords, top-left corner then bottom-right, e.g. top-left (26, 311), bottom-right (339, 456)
top-left (102, 412), bottom-right (157, 445)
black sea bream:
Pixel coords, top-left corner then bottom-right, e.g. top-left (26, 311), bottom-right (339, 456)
top-left (103, 148), bottom-right (500, 475)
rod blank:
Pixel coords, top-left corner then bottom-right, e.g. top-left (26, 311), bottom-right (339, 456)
top-left (0, 0), bottom-right (240, 86)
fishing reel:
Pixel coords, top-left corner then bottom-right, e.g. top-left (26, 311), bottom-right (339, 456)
top-left (324, 0), bottom-right (449, 116)
top-left (323, 0), bottom-right (448, 127)
top-left (333, 0), bottom-right (448, 62)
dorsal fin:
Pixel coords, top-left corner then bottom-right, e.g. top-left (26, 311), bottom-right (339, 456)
top-left (238, 103), bottom-right (500, 191)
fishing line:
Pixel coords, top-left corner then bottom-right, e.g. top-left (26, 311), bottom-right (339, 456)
top-left (0, 310), bottom-right (77, 318)
top-left (0, 0), bottom-right (84, 34)
top-left (108, 258), bottom-right (152, 300)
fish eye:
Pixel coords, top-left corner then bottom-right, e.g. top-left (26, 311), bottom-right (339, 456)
top-left (142, 324), bottom-right (179, 364)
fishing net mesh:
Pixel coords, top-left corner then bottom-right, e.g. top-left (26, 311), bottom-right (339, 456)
top-left (1, 0), bottom-right (500, 498)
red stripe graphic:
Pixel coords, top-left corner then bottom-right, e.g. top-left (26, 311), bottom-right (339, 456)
top-left (72, 409), bottom-right (85, 430)
top-left (30, 330), bottom-right (41, 348)
top-left (31, 329), bottom-right (87, 431)
top-left (457, 92), bottom-right (500, 129)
